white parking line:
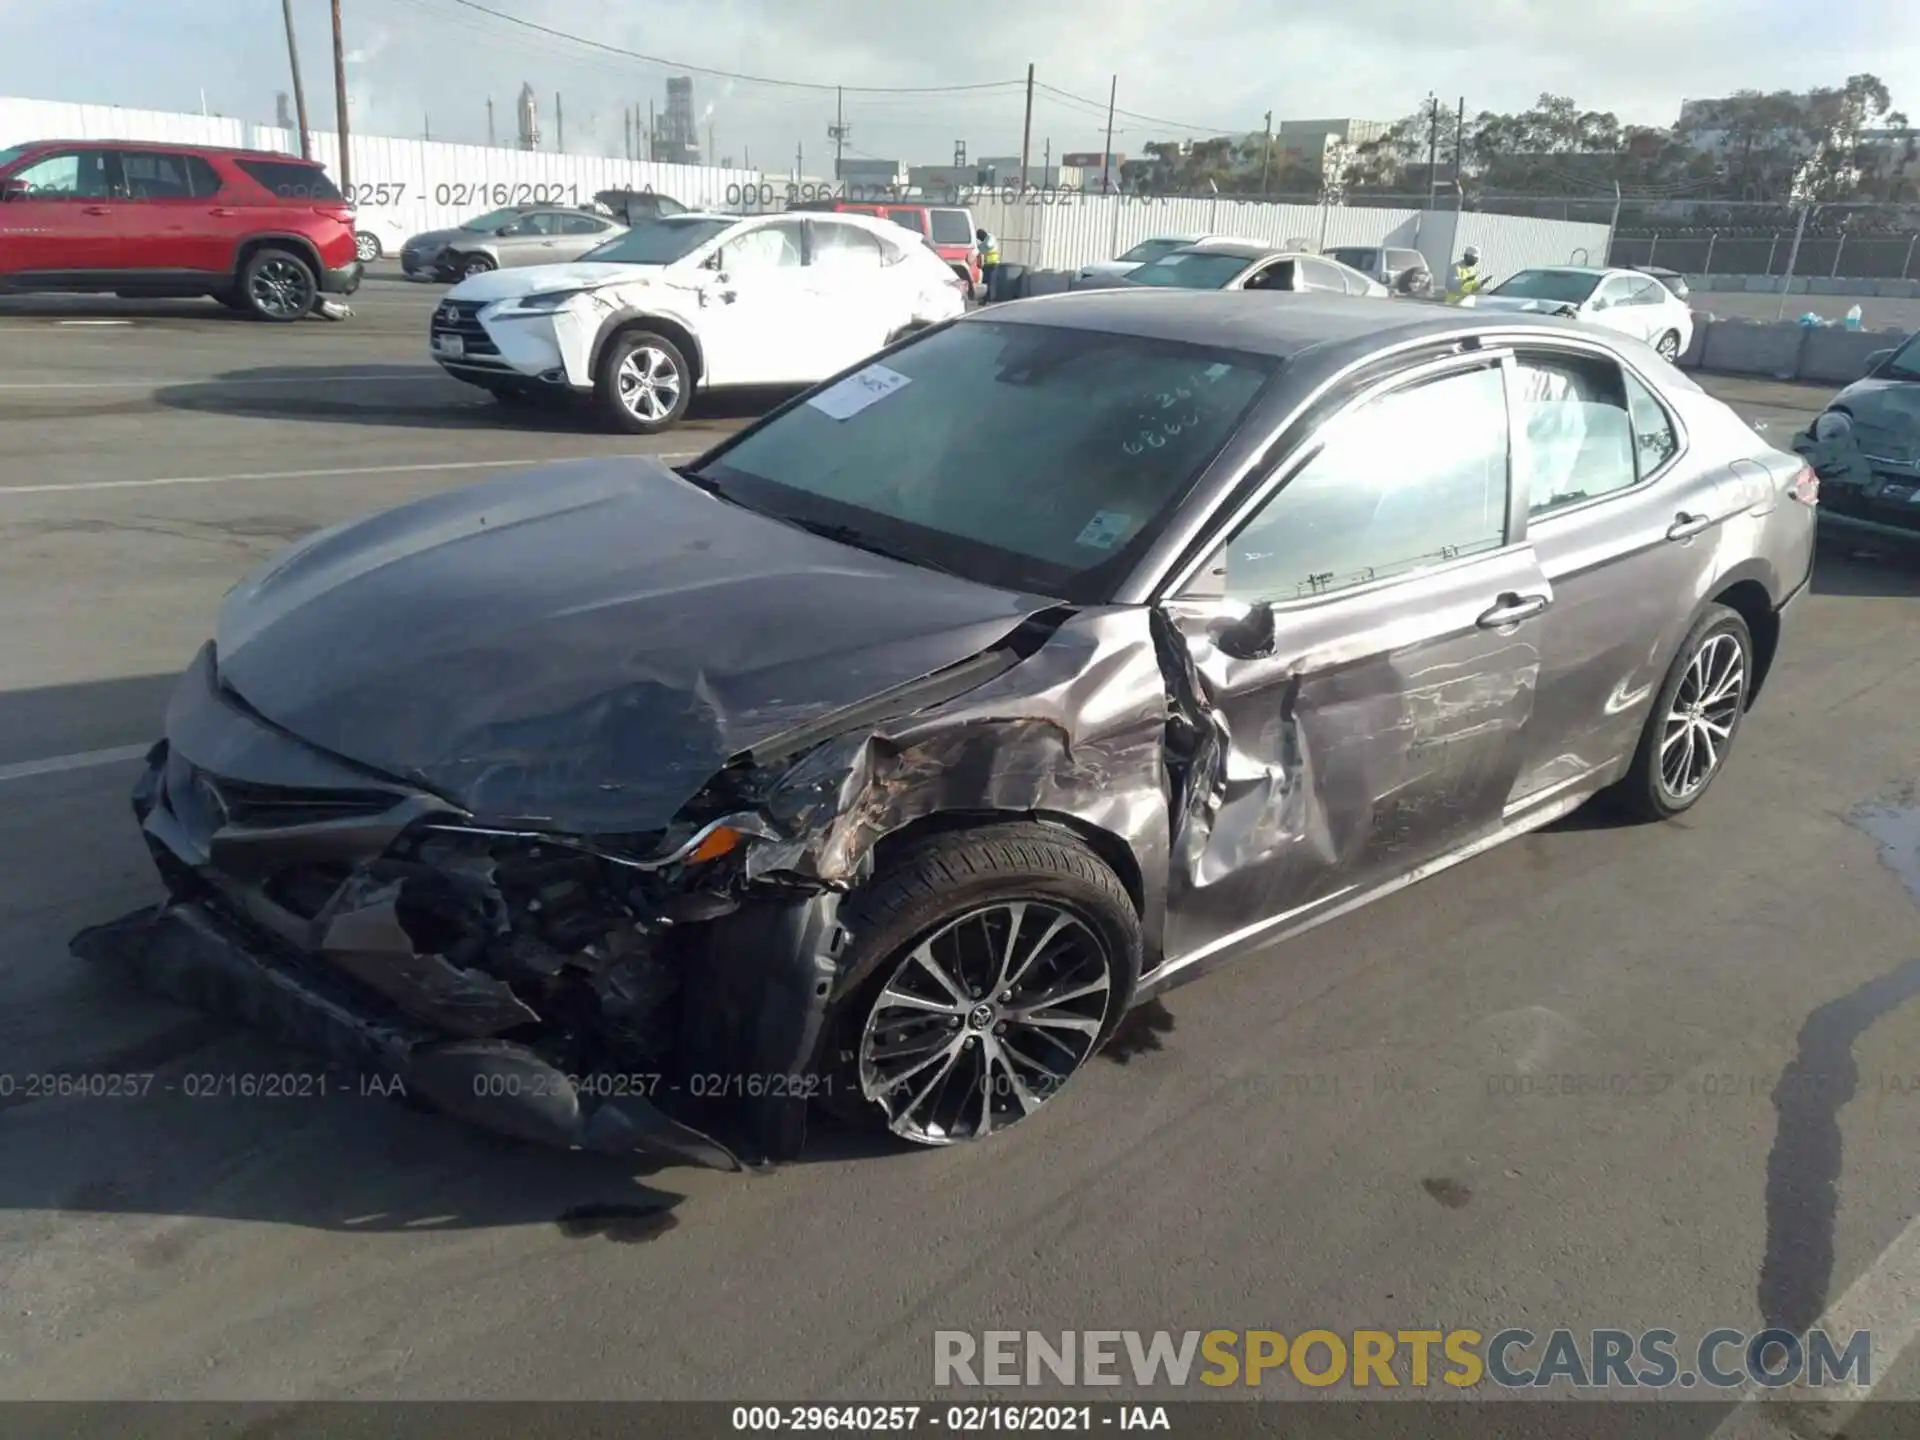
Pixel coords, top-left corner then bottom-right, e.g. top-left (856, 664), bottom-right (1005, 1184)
top-left (1706, 1213), bottom-right (1920, 1437)
top-left (0, 452), bottom-right (701, 496)
top-left (0, 744), bottom-right (150, 785)
top-left (0, 372), bottom-right (450, 391)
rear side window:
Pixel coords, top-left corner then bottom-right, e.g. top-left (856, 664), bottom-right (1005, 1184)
top-left (884, 207), bottom-right (926, 234)
top-left (119, 151), bottom-right (194, 198)
top-left (1512, 351), bottom-right (1639, 516)
top-left (929, 209), bottom-right (973, 244)
top-left (1329, 248), bottom-right (1378, 269)
top-left (234, 159), bottom-right (343, 202)
top-left (1387, 249), bottom-right (1426, 271)
top-left (184, 155), bottom-right (223, 197)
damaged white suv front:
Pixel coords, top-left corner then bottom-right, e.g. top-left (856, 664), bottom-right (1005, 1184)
top-left (428, 210), bottom-right (969, 433)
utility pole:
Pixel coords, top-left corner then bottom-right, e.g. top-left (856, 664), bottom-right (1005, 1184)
top-left (1424, 95), bottom-right (1438, 209)
top-left (422, 114), bottom-right (430, 142)
top-left (486, 96), bottom-right (495, 147)
top-left (1454, 96), bottom-right (1466, 208)
top-left (279, 0), bottom-right (312, 159)
top-left (1259, 109), bottom-right (1273, 194)
top-left (795, 139), bottom-right (803, 182)
top-left (623, 106), bottom-right (632, 161)
top-left (829, 87), bottom-right (848, 181)
top-left (708, 119), bottom-right (716, 164)
top-left (1019, 63), bottom-right (1035, 191)
top-left (555, 93), bottom-right (564, 151)
top-left (648, 101), bottom-right (655, 161)
top-left (1101, 74), bottom-right (1117, 195)
top-left (330, 0), bottom-right (351, 192)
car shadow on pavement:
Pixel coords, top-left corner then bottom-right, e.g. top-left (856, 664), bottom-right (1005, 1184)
top-left (152, 364), bottom-right (797, 434)
top-left (0, 295), bottom-right (253, 322)
top-left (1811, 538), bottom-right (1920, 597)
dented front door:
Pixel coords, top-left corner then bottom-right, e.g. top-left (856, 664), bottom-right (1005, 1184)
top-left (1152, 356), bottom-right (1549, 970)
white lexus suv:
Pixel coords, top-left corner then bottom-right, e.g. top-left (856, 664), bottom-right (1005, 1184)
top-left (429, 211), bottom-right (969, 432)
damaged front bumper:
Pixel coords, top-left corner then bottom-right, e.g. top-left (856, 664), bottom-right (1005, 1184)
top-left (73, 646), bottom-right (845, 1170)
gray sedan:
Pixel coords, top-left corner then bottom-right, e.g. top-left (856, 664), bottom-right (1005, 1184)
top-left (1123, 243), bottom-right (1392, 296)
top-left (399, 206), bottom-right (628, 281)
top-left (75, 293), bottom-right (1816, 1167)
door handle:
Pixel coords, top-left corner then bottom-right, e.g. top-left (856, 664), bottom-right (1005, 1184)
top-left (81, 205), bottom-right (111, 215)
top-left (209, 207), bottom-right (237, 217)
top-left (1666, 511), bottom-right (1712, 542)
top-left (1476, 592), bottom-right (1550, 628)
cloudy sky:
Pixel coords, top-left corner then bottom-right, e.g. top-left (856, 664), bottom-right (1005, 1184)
top-left (1, 0), bottom-right (1913, 172)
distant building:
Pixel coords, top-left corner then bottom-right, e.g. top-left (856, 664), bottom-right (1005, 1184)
top-left (652, 76), bottom-right (700, 165)
top-left (974, 155), bottom-right (1057, 188)
top-left (1276, 118), bottom-right (1391, 169)
top-left (516, 82), bottom-right (540, 151)
top-left (836, 157), bottom-right (903, 187)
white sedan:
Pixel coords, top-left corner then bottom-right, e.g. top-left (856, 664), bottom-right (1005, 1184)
top-left (1465, 266), bottom-right (1695, 362)
top-left (1074, 232), bottom-right (1264, 287)
top-left (428, 211), bottom-right (969, 432)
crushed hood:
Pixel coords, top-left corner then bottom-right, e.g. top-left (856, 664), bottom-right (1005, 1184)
top-left (449, 262), bottom-right (668, 302)
top-left (1828, 376), bottom-right (1920, 461)
top-left (1463, 293), bottom-right (1578, 315)
top-left (213, 459), bottom-right (1048, 832)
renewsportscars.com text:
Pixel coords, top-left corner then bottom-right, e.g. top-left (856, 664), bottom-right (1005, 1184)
top-left (933, 1328), bottom-right (1871, 1391)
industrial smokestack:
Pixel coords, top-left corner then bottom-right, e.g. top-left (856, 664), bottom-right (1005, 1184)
top-left (517, 82), bottom-right (540, 150)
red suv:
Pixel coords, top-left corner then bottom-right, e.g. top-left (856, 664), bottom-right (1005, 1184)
top-left (0, 140), bottom-right (361, 321)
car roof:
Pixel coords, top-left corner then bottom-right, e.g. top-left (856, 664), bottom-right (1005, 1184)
top-left (972, 289), bottom-right (1613, 370)
top-left (1164, 243), bottom-right (1296, 261)
top-left (15, 138), bottom-right (323, 163)
top-left (1510, 265), bottom-right (1615, 278)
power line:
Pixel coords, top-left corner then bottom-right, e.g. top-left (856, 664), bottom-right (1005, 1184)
top-left (422, 0), bottom-right (1028, 95)
top-left (1033, 82), bottom-right (1243, 138)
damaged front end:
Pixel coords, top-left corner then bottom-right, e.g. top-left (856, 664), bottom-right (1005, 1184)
top-left (73, 646), bottom-right (847, 1171)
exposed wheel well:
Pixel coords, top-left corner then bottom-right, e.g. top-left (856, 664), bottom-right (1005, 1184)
top-left (1710, 578), bottom-right (1778, 705)
top-left (867, 809), bottom-right (1146, 922)
top-left (602, 316), bottom-right (704, 385)
top-left (235, 235), bottom-right (322, 283)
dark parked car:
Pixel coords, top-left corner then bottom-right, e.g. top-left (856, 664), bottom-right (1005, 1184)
top-left (75, 293), bottom-right (1817, 1169)
top-left (0, 138), bottom-right (361, 320)
top-left (1793, 329), bottom-right (1920, 552)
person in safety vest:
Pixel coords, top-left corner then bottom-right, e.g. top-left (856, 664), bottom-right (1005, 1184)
top-left (1446, 245), bottom-right (1482, 303)
top-left (976, 227), bottom-right (1000, 298)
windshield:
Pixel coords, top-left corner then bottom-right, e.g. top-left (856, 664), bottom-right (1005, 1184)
top-left (1492, 269), bottom-right (1601, 303)
top-left (1884, 332), bottom-right (1920, 380)
top-left (460, 208), bottom-right (526, 232)
top-left (0, 143), bottom-right (33, 171)
top-left (1117, 238), bottom-right (1194, 265)
top-left (1127, 252), bottom-right (1253, 289)
top-left (689, 320), bottom-right (1277, 601)
top-left (582, 216), bottom-right (734, 264)
top-left (1327, 248), bottom-right (1379, 270)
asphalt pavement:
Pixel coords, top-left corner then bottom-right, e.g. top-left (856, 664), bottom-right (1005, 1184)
top-left (2, 277), bottom-right (1919, 1424)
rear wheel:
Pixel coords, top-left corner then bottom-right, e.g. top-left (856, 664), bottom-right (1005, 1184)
top-left (354, 232), bottom-right (382, 264)
top-left (594, 330), bottom-right (691, 434)
top-left (820, 823), bottom-right (1140, 1146)
top-left (1613, 604), bottom-right (1753, 822)
top-left (238, 247), bottom-right (317, 322)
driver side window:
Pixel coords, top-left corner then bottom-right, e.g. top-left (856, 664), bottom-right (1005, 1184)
top-left (721, 222), bottom-right (804, 273)
top-left (1214, 365), bottom-right (1511, 602)
top-left (9, 149), bottom-right (113, 199)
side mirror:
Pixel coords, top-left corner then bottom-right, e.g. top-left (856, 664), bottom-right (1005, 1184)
top-left (1214, 600), bottom-right (1276, 661)
top-left (1864, 348), bottom-right (1895, 374)
top-left (496, 223), bottom-right (521, 236)
top-left (0, 178), bottom-right (29, 201)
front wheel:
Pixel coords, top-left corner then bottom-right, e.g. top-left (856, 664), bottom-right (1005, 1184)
top-left (594, 330), bottom-right (691, 434)
top-left (1613, 604), bottom-right (1753, 822)
top-left (1654, 329), bottom-right (1683, 361)
top-left (455, 254), bottom-right (495, 280)
top-left (822, 823), bottom-right (1141, 1146)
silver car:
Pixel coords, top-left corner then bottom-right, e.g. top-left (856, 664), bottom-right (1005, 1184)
top-left (1122, 244), bottom-right (1391, 296)
top-left (399, 206), bottom-right (628, 282)
top-left (76, 292), bottom-right (1817, 1163)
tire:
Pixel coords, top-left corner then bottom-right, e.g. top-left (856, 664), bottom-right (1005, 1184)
top-left (458, 254), bottom-right (496, 280)
top-left (354, 232), bottom-right (381, 264)
top-left (1655, 329), bottom-right (1682, 361)
top-left (237, 246), bottom-right (317, 322)
top-left (819, 822), bottom-right (1142, 1146)
top-left (594, 329), bottom-right (692, 434)
top-left (1612, 603), bottom-right (1754, 822)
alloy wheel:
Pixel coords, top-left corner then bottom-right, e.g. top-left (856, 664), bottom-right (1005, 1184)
top-left (248, 259), bottom-right (314, 319)
top-left (354, 233), bottom-right (380, 264)
top-left (1658, 631), bottom-right (1745, 801)
top-left (857, 900), bottom-right (1115, 1145)
top-left (615, 346), bottom-right (684, 423)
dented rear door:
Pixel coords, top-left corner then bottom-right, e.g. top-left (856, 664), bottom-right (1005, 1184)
top-left (1152, 354), bottom-right (1548, 970)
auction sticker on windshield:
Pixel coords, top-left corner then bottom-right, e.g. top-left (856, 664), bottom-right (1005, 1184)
top-left (1075, 511), bottom-right (1134, 549)
top-left (808, 364), bottom-right (912, 420)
